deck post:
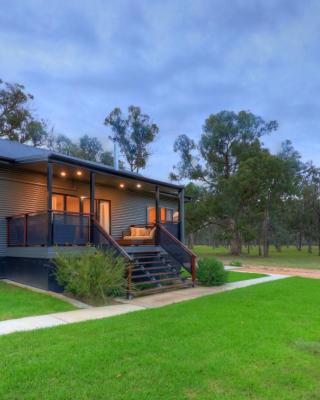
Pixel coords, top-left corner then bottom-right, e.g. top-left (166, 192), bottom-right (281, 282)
top-left (47, 161), bottom-right (53, 246)
top-left (178, 188), bottom-right (185, 244)
top-left (155, 185), bottom-right (160, 244)
top-left (90, 171), bottom-right (95, 242)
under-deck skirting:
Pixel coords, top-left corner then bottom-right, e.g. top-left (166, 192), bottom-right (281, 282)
top-left (0, 257), bottom-right (63, 292)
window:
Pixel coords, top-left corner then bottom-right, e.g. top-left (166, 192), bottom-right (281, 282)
top-left (173, 211), bottom-right (180, 223)
top-left (52, 194), bottom-right (64, 211)
top-left (66, 196), bottom-right (80, 213)
top-left (148, 207), bottom-right (176, 223)
top-left (52, 194), bottom-right (80, 213)
top-left (83, 198), bottom-right (90, 214)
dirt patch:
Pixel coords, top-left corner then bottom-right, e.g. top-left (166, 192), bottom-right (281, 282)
top-left (239, 266), bottom-right (320, 279)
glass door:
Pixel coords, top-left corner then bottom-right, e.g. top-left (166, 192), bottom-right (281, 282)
top-left (98, 200), bottom-right (111, 234)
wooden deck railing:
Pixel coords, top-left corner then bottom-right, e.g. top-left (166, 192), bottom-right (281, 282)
top-left (156, 223), bottom-right (196, 286)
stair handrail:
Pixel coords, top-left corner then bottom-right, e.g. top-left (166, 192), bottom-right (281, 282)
top-left (92, 219), bottom-right (134, 299)
top-left (156, 223), bottom-right (196, 286)
top-left (93, 219), bottom-right (134, 262)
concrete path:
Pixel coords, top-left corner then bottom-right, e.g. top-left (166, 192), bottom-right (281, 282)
top-left (120, 274), bottom-right (288, 308)
top-left (0, 273), bottom-right (288, 336)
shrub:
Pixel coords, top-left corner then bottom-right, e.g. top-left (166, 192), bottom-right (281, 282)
top-left (54, 249), bottom-right (128, 305)
top-left (197, 257), bottom-right (227, 286)
top-left (230, 260), bottom-right (243, 267)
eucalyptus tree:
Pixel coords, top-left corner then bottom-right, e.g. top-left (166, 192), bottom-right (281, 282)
top-left (171, 110), bottom-right (278, 255)
top-left (0, 79), bottom-right (48, 145)
top-left (104, 106), bottom-right (159, 173)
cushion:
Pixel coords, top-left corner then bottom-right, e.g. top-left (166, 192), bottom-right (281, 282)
top-left (130, 227), bottom-right (150, 237)
top-left (123, 235), bottom-right (153, 241)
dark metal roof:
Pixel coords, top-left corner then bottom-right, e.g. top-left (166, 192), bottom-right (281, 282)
top-left (0, 139), bottom-right (184, 190)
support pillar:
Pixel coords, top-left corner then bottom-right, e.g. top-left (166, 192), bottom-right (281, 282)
top-left (47, 161), bottom-right (53, 246)
top-left (90, 171), bottom-right (95, 242)
top-left (179, 188), bottom-right (185, 243)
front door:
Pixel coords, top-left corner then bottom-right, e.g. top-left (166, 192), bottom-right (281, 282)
top-left (98, 200), bottom-right (111, 234)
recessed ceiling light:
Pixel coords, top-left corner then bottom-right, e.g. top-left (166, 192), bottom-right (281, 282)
top-left (76, 170), bottom-right (82, 176)
top-left (120, 183), bottom-right (125, 188)
top-left (136, 183), bottom-right (141, 188)
top-left (60, 171), bottom-right (66, 177)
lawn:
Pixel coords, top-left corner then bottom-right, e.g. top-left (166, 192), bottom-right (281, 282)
top-left (0, 281), bottom-right (75, 321)
top-left (195, 245), bottom-right (320, 270)
top-left (227, 271), bottom-right (267, 282)
top-left (1, 277), bottom-right (320, 399)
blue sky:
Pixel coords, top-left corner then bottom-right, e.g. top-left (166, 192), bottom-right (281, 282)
top-left (1, 0), bottom-right (319, 181)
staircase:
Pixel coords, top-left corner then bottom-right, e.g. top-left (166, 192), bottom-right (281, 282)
top-left (125, 247), bottom-right (191, 296)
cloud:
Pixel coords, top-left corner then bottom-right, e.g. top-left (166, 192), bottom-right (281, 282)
top-left (0, 0), bottom-right (319, 180)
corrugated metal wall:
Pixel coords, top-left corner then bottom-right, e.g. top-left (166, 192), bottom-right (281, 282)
top-left (0, 165), bottom-right (178, 255)
top-left (0, 166), bottom-right (47, 257)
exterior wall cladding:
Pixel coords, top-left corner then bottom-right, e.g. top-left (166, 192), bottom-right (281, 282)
top-left (0, 164), bottom-right (179, 257)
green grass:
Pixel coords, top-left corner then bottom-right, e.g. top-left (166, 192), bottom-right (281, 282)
top-left (194, 245), bottom-right (320, 270)
top-left (227, 271), bottom-right (267, 282)
top-left (0, 282), bottom-right (75, 321)
top-left (1, 277), bottom-right (320, 399)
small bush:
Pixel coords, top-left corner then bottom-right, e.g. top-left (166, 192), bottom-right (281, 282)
top-left (230, 260), bottom-right (243, 267)
top-left (54, 249), bottom-right (128, 305)
top-left (197, 258), bottom-right (227, 286)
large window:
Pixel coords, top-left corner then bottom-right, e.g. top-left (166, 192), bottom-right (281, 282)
top-left (148, 207), bottom-right (176, 224)
top-left (52, 194), bottom-right (80, 213)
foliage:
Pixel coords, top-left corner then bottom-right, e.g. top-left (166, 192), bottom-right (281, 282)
top-left (49, 133), bottom-right (121, 168)
top-left (54, 249), bottom-right (128, 304)
top-left (104, 105), bottom-right (159, 173)
top-left (197, 257), bottom-right (227, 286)
top-left (0, 79), bottom-right (48, 145)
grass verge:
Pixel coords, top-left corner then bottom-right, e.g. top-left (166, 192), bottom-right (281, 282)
top-left (0, 281), bottom-right (75, 321)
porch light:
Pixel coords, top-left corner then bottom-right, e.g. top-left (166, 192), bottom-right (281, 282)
top-left (60, 171), bottom-right (67, 177)
top-left (136, 183), bottom-right (141, 188)
top-left (76, 170), bottom-right (82, 176)
top-left (120, 183), bottom-right (125, 188)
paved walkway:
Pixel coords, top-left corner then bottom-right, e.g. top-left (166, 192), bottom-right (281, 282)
top-left (0, 273), bottom-right (288, 336)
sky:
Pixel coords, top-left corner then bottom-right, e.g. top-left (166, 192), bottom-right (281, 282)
top-left (1, 0), bottom-right (320, 182)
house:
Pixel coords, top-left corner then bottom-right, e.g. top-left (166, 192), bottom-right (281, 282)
top-left (0, 139), bottom-right (196, 297)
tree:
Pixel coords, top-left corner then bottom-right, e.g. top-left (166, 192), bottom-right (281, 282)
top-left (78, 135), bottom-right (103, 161)
top-left (104, 106), bottom-right (159, 173)
top-left (0, 79), bottom-right (48, 145)
top-left (171, 110), bottom-right (278, 255)
top-left (237, 150), bottom-right (297, 256)
top-left (49, 133), bottom-right (121, 168)
top-left (50, 134), bottom-right (80, 156)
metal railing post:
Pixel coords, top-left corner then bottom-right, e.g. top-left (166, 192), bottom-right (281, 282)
top-left (127, 262), bottom-right (133, 300)
top-left (191, 255), bottom-right (196, 287)
top-left (24, 214), bottom-right (28, 246)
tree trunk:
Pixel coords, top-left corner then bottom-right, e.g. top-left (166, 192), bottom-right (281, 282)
top-left (229, 219), bottom-right (241, 256)
top-left (275, 241), bottom-right (282, 252)
top-left (308, 239), bottom-right (312, 254)
top-left (189, 232), bottom-right (195, 249)
top-left (247, 244), bottom-right (250, 254)
top-left (262, 209), bottom-right (269, 257)
top-left (258, 238), bottom-right (262, 256)
top-left (297, 232), bottom-right (302, 251)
